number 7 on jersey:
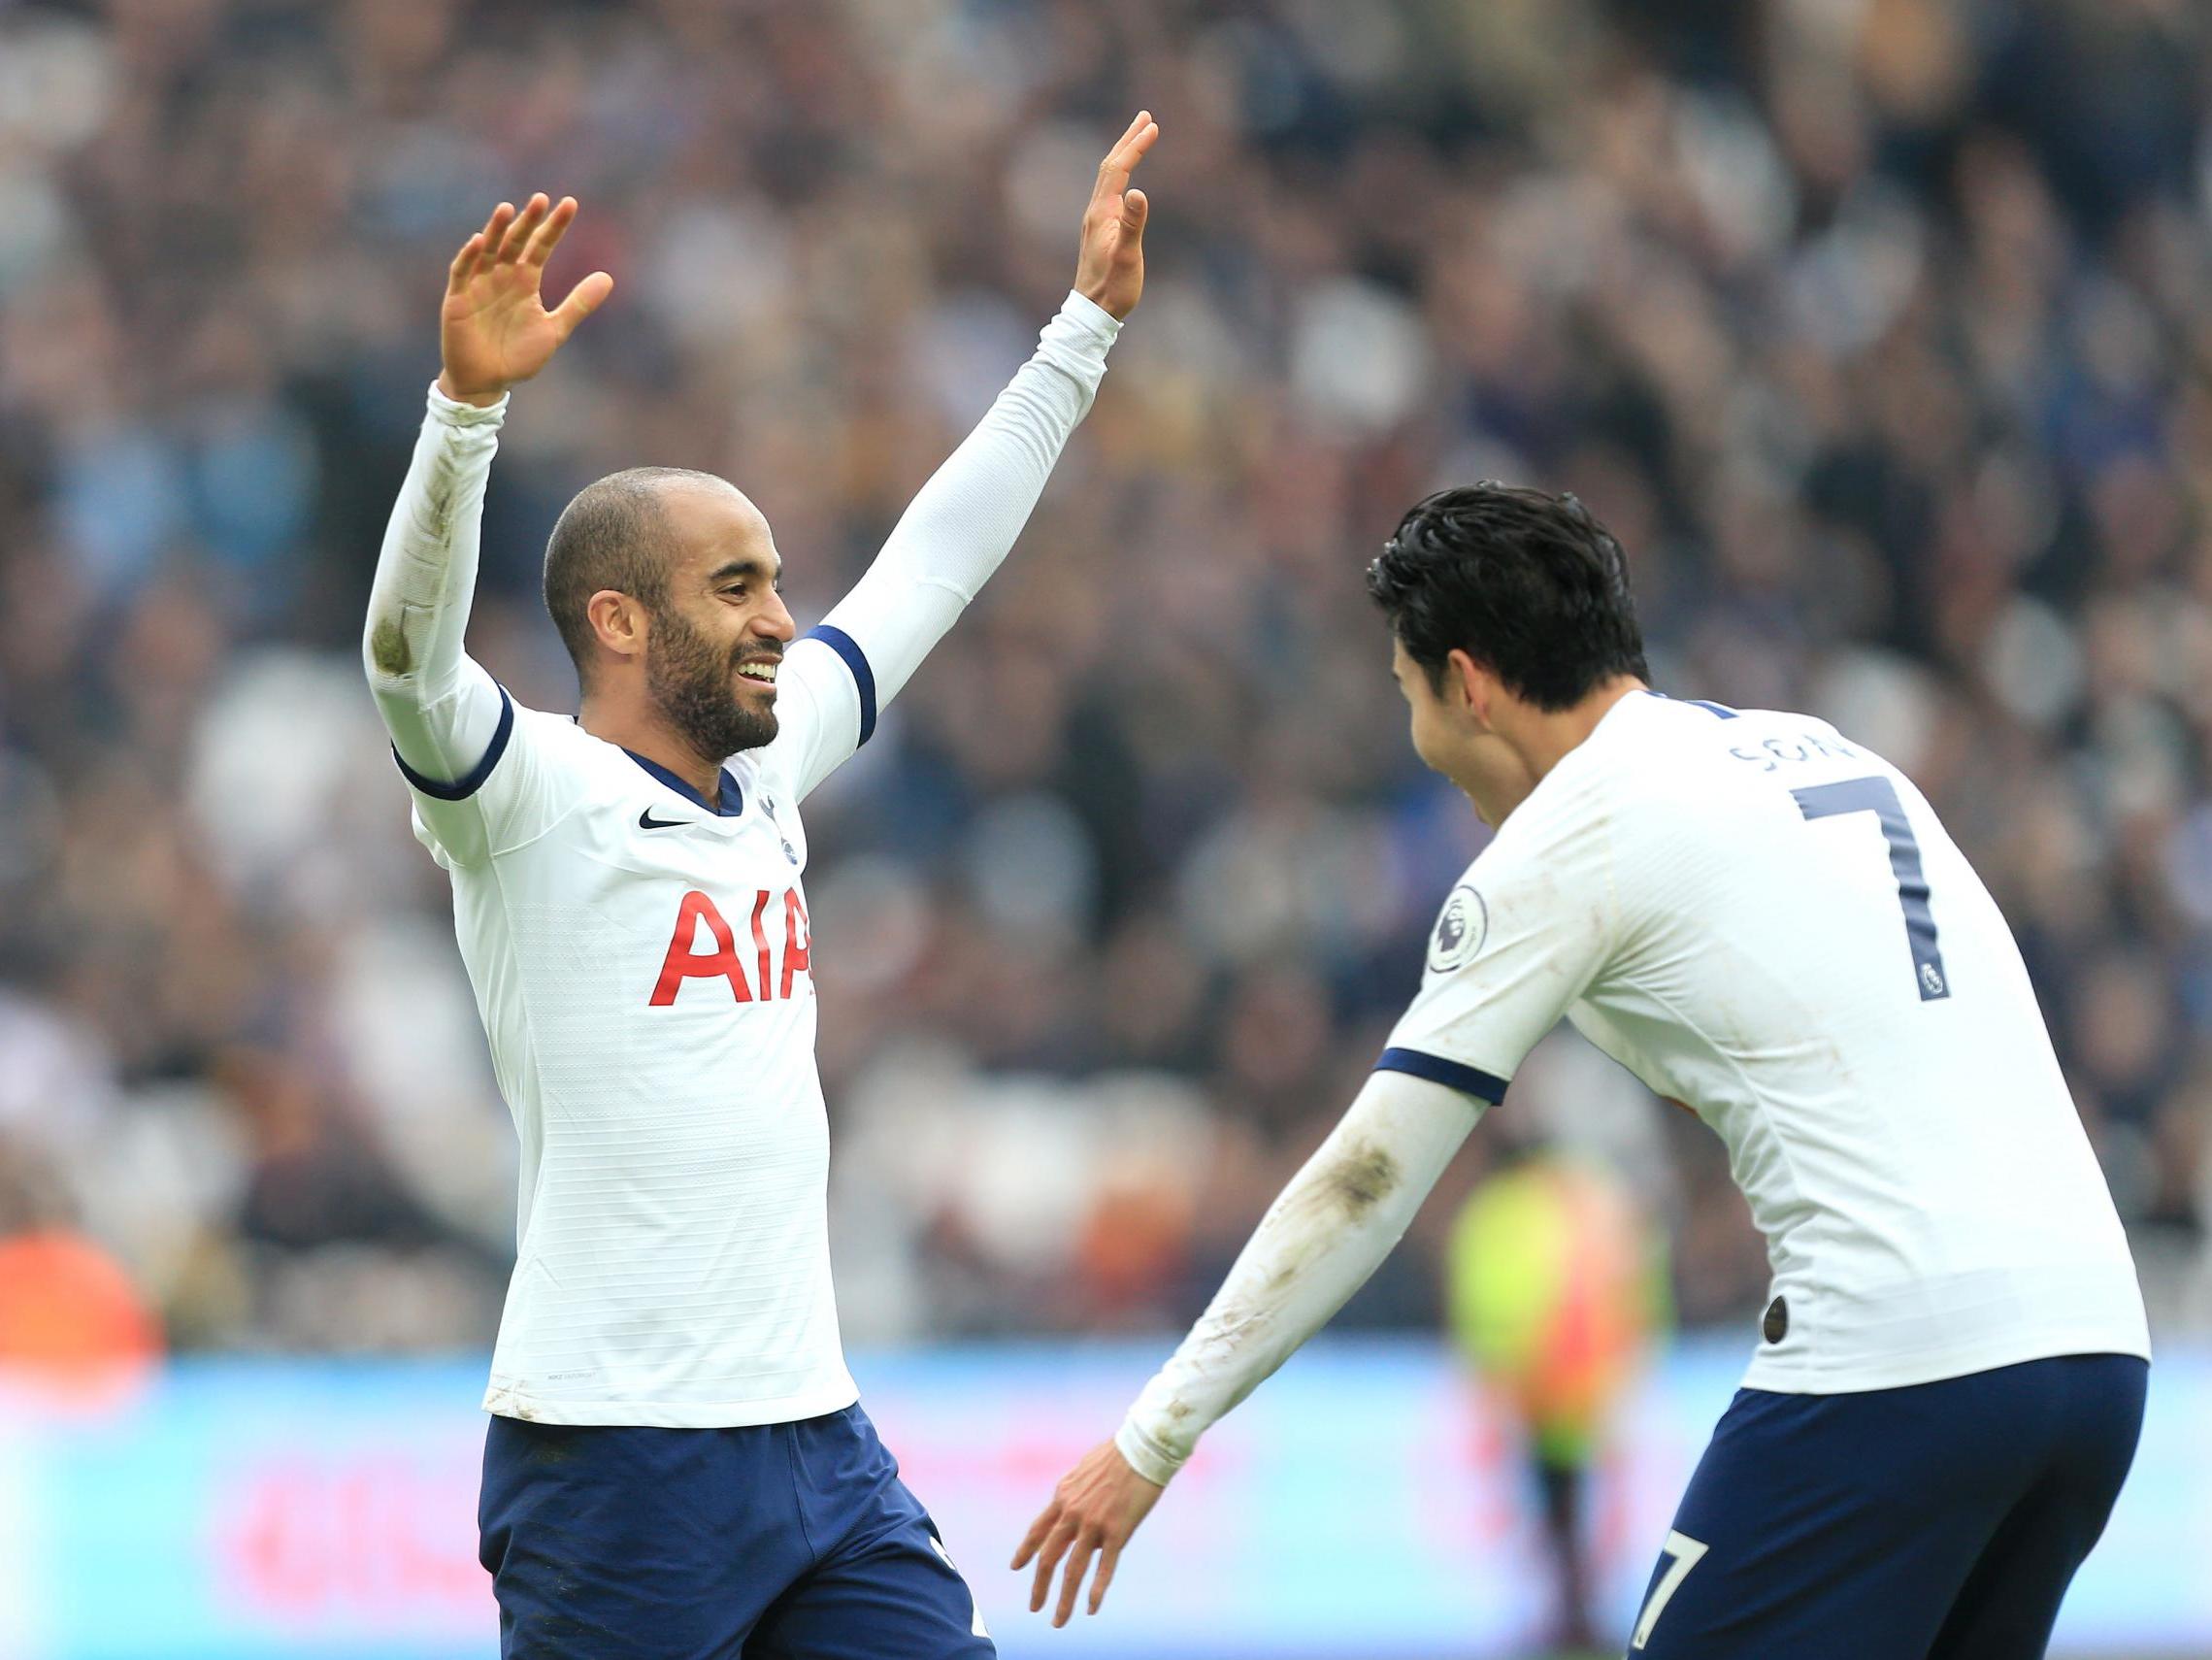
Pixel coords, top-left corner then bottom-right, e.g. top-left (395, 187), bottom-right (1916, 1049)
top-left (1793, 777), bottom-right (1950, 1002)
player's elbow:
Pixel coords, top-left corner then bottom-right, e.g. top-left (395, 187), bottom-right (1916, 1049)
top-left (363, 604), bottom-right (419, 694)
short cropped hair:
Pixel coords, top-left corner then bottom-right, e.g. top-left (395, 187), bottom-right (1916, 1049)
top-left (543, 468), bottom-right (723, 679)
top-left (1366, 483), bottom-right (1650, 711)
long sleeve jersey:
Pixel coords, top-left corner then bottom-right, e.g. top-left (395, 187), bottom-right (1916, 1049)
top-left (1115, 692), bottom-right (2148, 1486)
top-left (364, 293), bottom-right (1119, 1425)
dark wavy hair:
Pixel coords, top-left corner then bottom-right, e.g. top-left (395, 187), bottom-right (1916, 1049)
top-left (1365, 483), bottom-right (1649, 711)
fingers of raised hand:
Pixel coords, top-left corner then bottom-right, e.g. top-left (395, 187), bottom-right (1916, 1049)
top-left (1105, 107), bottom-right (1157, 166)
top-left (524, 196), bottom-right (578, 269)
top-left (498, 193), bottom-right (551, 263)
top-left (446, 232), bottom-right (487, 294)
top-left (452, 202), bottom-right (512, 287)
top-left (1096, 110), bottom-right (1159, 194)
top-left (548, 270), bottom-right (613, 341)
top-left (482, 203), bottom-right (517, 269)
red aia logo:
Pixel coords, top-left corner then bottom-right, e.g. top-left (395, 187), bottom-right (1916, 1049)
top-left (650, 888), bottom-right (811, 1006)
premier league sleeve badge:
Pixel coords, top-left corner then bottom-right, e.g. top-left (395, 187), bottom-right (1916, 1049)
top-left (1427, 883), bottom-right (1489, 974)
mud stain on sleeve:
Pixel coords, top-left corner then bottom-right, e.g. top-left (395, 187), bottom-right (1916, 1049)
top-left (373, 436), bottom-right (469, 681)
top-left (1251, 1139), bottom-right (1404, 1298)
top-left (370, 615), bottom-right (413, 676)
top-left (1320, 1141), bottom-right (1401, 1222)
top-left (418, 448), bottom-right (461, 544)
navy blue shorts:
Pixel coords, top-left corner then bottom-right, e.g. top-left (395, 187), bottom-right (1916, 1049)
top-left (1627, 1352), bottom-right (2147, 1659)
top-left (478, 1403), bottom-right (993, 1659)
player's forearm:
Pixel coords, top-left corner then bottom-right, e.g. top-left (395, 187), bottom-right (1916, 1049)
top-left (363, 383), bottom-right (511, 774)
top-left (814, 291), bottom-right (1120, 702)
top-left (365, 382), bottom-right (506, 696)
top-left (1114, 1072), bottom-right (1484, 1487)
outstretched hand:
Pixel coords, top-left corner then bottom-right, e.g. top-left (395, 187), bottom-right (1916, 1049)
top-left (1011, 1439), bottom-right (1165, 1628)
top-left (439, 194), bottom-right (613, 408)
top-left (1074, 112), bottom-right (1160, 321)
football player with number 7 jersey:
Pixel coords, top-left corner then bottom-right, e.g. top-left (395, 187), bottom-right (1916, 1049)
top-left (365, 115), bottom-right (1157, 1660)
top-left (1020, 484), bottom-right (2149, 1660)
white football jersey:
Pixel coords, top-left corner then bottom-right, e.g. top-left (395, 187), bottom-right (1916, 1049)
top-left (398, 637), bottom-right (873, 1427)
top-left (364, 294), bottom-right (1120, 1427)
top-left (1382, 691), bottom-right (2149, 1392)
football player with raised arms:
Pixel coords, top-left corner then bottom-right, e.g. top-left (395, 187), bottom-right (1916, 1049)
top-left (1020, 486), bottom-right (2150, 1658)
top-left (364, 114), bottom-right (1156, 1658)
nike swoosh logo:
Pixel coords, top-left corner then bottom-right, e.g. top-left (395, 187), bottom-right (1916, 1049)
top-left (638, 809), bottom-right (694, 830)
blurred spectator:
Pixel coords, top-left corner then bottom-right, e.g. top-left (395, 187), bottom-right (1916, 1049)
top-left (0, 0), bottom-right (2207, 1359)
top-left (0, 1137), bottom-right (160, 1405)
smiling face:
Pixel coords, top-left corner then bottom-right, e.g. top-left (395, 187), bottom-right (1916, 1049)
top-left (642, 481), bottom-right (796, 758)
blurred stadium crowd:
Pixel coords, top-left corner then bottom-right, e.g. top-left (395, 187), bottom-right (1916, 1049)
top-left (0, 0), bottom-right (2208, 1368)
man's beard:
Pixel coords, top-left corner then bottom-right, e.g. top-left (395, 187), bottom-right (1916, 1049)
top-left (645, 607), bottom-right (779, 760)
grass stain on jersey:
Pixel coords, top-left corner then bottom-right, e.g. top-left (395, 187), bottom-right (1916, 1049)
top-left (370, 615), bottom-right (413, 676)
top-left (419, 449), bottom-right (459, 542)
top-left (1323, 1142), bottom-right (1401, 1222)
top-left (1247, 1140), bottom-right (1409, 1302)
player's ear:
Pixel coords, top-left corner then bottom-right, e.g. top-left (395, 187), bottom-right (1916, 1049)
top-left (1446, 649), bottom-right (1491, 724)
top-left (586, 588), bottom-right (646, 665)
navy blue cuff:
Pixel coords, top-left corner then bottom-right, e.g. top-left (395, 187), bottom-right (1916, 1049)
top-left (1375, 1046), bottom-right (1509, 1106)
top-left (804, 624), bottom-right (876, 747)
top-left (392, 686), bottom-right (514, 801)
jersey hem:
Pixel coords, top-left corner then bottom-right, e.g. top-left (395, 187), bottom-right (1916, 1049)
top-left (1738, 1318), bottom-right (2152, 1395)
top-left (482, 1376), bottom-right (861, 1428)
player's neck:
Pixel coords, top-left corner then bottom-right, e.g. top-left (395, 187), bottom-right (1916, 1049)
top-left (1521, 676), bottom-right (1646, 776)
top-left (578, 696), bottom-right (723, 802)
top-left (1466, 677), bottom-right (1647, 823)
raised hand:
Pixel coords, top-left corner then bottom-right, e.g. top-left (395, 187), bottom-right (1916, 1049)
top-left (1074, 112), bottom-right (1159, 321)
top-left (439, 194), bottom-right (613, 408)
top-left (1010, 1439), bottom-right (1165, 1628)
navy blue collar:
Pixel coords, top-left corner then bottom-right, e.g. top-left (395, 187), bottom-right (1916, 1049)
top-left (624, 749), bottom-right (743, 816)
